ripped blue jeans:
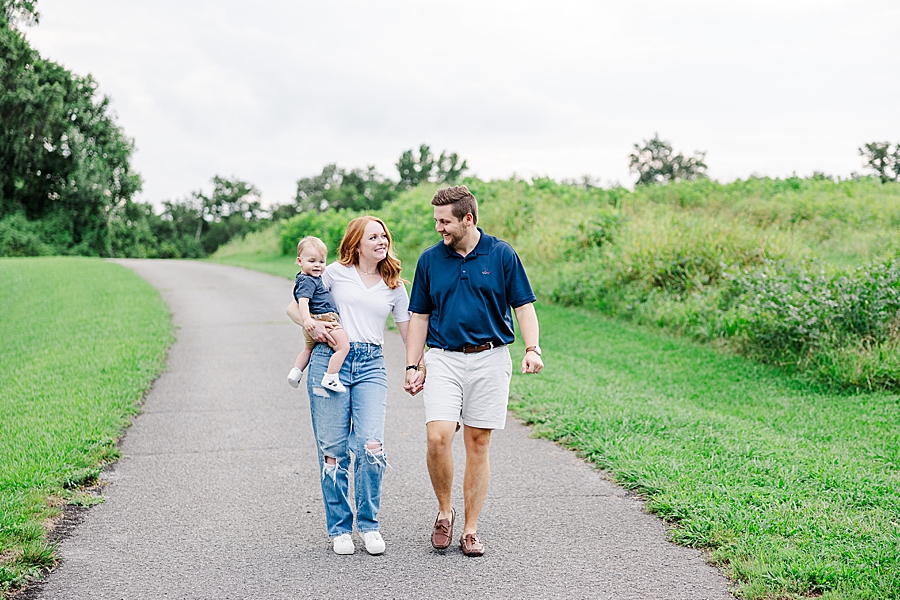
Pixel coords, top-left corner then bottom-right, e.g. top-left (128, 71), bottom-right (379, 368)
top-left (307, 341), bottom-right (388, 537)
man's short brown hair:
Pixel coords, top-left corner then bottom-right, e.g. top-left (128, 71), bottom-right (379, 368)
top-left (432, 185), bottom-right (478, 225)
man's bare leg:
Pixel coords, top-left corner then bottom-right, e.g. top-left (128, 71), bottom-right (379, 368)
top-left (426, 420), bottom-right (458, 519)
top-left (462, 425), bottom-right (492, 534)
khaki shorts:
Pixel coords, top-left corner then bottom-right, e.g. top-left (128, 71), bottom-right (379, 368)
top-left (302, 312), bottom-right (343, 350)
top-left (422, 346), bottom-right (512, 430)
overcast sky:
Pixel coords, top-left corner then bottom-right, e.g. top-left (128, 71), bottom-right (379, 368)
top-left (25, 0), bottom-right (900, 207)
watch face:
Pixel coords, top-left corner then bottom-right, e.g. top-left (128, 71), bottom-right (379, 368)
top-left (529, 346), bottom-right (542, 356)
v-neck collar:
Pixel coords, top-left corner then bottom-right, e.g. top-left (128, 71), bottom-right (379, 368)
top-left (353, 265), bottom-right (384, 290)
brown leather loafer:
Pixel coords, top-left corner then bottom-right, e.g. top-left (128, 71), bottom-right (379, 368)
top-left (431, 509), bottom-right (454, 549)
top-left (460, 532), bottom-right (485, 557)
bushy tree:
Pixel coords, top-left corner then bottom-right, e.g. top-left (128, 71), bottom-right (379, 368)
top-left (2, 0), bottom-right (38, 24)
top-left (628, 134), bottom-right (707, 186)
top-left (293, 164), bottom-right (396, 213)
top-left (396, 144), bottom-right (468, 189)
top-left (859, 142), bottom-right (900, 183)
top-left (151, 176), bottom-right (265, 257)
top-left (0, 3), bottom-right (142, 256)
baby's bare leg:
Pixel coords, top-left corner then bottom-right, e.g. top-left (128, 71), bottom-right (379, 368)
top-left (288, 346), bottom-right (313, 388)
top-left (326, 329), bottom-right (350, 375)
top-left (293, 347), bottom-right (312, 372)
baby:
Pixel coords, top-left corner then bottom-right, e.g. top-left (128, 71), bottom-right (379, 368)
top-left (287, 236), bottom-right (350, 393)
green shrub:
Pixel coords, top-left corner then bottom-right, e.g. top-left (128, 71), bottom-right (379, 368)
top-left (726, 259), bottom-right (900, 387)
top-left (0, 214), bottom-right (53, 257)
top-left (279, 208), bottom-right (364, 257)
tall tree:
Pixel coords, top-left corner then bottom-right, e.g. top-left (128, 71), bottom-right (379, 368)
top-left (2, 0), bottom-right (39, 24)
top-left (859, 142), bottom-right (900, 183)
top-left (152, 176), bottom-right (264, 257)
top-left (396, 144), bottom-right (468, 189)
top-left (294, 164), bottom-right (395, 213)
top-left (628, 134), bottom-right (708, 186)
top-left (0, 4), bottom-right (142, 256)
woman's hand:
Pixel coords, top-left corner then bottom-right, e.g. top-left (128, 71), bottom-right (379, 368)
top-left (307, 318), bottom-right (336, 345)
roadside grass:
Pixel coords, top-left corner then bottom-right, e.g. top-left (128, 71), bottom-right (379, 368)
top-left (208, 250), bottom-right (295, 279)
top-left (509, 302), bottom-right (900, 600)
top-left (0, 257), bottom-right (172, 594)
top-left (207, 225), bottom-right (297, 279)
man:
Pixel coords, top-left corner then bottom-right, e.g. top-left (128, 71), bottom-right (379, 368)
top-left (404, 185), bottom-right (543, 557)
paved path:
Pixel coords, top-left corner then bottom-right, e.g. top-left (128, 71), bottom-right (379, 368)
top-left (27, 260), bottom-right (734, 600)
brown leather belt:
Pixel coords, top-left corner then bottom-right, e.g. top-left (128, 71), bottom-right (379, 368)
top-left (451, 341), bottom-right (505, 354)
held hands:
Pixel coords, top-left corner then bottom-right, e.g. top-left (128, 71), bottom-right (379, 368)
top-left (521, 351), bottom-right (544, 374)
top-left (403, 367), bottom-right (425, 396)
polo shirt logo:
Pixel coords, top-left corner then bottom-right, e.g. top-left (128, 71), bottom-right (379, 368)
top-left (482, 271), bottom-right (491, 275)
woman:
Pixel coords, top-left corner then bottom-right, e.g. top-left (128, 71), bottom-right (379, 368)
top-left (287, 216), bottom-right (411, 556)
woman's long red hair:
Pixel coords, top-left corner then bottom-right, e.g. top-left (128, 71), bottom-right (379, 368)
top-left (338, 216), bottom-right (406, 289)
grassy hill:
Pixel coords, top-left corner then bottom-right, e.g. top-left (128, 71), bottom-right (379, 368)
top-left (214, 176), bottom-right (900, 390)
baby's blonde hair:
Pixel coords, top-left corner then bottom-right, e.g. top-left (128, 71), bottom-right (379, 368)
top-left (296, 236), bottom-right (327, 259)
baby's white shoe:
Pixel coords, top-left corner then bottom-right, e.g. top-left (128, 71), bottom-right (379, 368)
top-left (321, 372), bottom-right (346, 393)
top-left (287, 367), bottom-right (304, 388)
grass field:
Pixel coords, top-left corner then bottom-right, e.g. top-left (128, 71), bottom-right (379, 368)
top-left (509, 303), bottom-right (900, 600)
top-left (0, 257), bottom-right (172, 593)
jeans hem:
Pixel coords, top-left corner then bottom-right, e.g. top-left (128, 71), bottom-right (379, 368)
top-left (329, 530), bottom-right (353, 538)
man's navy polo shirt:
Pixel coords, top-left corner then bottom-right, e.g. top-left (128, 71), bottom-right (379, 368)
top-left (409, 228), bottom-right (536, 350)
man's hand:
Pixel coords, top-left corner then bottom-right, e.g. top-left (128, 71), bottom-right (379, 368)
top-left (521, 352), bottom-right (543, 374)
top-left (404, 368), bottom-right (425, 396)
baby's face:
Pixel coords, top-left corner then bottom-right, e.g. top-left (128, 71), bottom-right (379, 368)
top-left (297, 248), bottom-right (326, 277)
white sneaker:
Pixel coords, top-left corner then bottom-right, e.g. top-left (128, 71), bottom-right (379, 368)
top-left (332, 533), bottom-right (354, 555)
top-left (321, 372), bottom-right (346, 393)
top-left (363, 531), bottom-right (385, 555)
top-left (287, 367), bottom-right (303, 388)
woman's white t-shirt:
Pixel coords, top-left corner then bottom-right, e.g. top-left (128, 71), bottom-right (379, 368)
top-left (322, 263), bottom-right (410, 345)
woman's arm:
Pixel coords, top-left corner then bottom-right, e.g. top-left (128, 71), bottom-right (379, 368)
top-left (396, 319), bottom-right (409, 346)
top-left (286, 300), bottom-right (335, 344)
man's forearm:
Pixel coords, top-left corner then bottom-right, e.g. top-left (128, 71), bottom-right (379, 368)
top-left (514, 302), bottom-right (540, 347)
top-left (405, 313), bottom-right (430, 365)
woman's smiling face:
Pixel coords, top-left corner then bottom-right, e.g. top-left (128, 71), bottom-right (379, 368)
top-left (358, 220), bottom-right (389, 263)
